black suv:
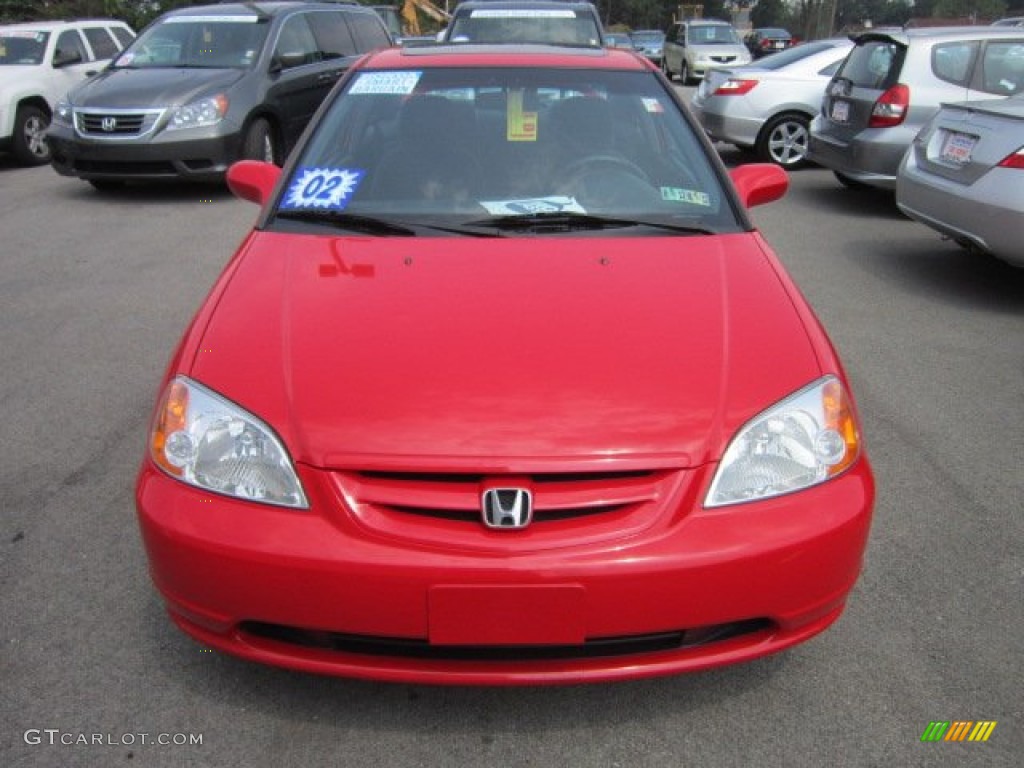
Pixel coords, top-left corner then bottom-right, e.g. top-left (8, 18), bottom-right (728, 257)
top-left (47, 1), bottom-right (391, 189)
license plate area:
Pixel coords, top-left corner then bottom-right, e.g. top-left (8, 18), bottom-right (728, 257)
top-left (830, 99), bottom-right (850, 123)
top-left (940, 130), bottom-right (977, 164)
top-left (429, 584), bottom-right (585, 645)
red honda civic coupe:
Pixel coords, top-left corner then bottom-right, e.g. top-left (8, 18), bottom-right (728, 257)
top-left (136, 43), bottom-right (875, 685)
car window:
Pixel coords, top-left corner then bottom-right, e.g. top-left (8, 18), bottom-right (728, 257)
top-left (931, 41), bottom-right (977, 85)
top-left (0, 30), bottom-right (50, 65)
top-left (278, 66), bottom-right (737, 232)
top-left (751, 40), bottom-right (836, 69)
top-left (110, 26), bottom-right (135, 48)
top-left (55, 29), bottom-right (89, 63)
top-left (820, 59), bottom-right (843, 77)
top-left (837, 39), bottom-right (903, 89)
top-left (309, 10), bottom-right (359, 58)
top-left (115, 16), bottom-right (269, 69)
top-left (274, 13), bottom-right (320, 68)
top-left (83, 26), bottom-right (118, 59)
top-left (448, 10), bottom-right (601, 46)
top-left (980, 41), bottom-right (1024, 94)
top-left (347, 11), bottom-right (391, 51)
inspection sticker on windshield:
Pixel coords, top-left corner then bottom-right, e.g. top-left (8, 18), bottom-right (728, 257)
top-left (350, 71), bottom-right (422, 95)
top-left (479, 196), bottom-right (586, 215)
top-left (281, 168), bottom-right (365, 210)
top-left (642, 98), bottom-right (665, 114)
top-left (661, 187), bottom-right (711, 206)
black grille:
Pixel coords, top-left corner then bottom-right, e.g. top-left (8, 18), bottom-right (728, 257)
top-left (239, 619), bottom-right (773, 662)
top-left (77, 112), bottom-right (148, 135)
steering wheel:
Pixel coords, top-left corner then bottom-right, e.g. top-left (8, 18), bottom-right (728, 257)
top-left (560, 154), bottom-right (652, 185)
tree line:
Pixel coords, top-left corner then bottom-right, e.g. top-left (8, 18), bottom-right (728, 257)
top-left (1, 0), bottom-right (1017, 37)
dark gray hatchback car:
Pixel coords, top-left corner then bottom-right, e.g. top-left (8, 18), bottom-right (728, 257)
top-left (808, 26), bottom-right (1024, 191)
top-left (47, 1), bottom-right (391, 188)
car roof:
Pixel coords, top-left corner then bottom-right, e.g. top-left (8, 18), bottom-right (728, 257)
top-left (359, 43), bottom-right (649, 70)
top-left (855, 25), bottom-right (1024, 45)
top-left (453, 0), bottom-right (599, 8)
top-left (166, 1), bottom-right (369, 17)
top-left (0, 19), bottom-right (130, 30)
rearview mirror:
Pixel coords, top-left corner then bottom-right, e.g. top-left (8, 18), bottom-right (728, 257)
top-left (227, 160), bottom-right (281, 206)
top-left (729, 164), bottom-right (788, 208)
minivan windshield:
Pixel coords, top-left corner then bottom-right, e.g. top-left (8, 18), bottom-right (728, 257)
top-left (113, 16), bottom-right (269, 69)
top-left (687, 24), bottom-right (742, 45)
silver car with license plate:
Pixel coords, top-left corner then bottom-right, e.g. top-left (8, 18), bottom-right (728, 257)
top-left (897, 93), bottom-right (1024, 268)
top-left (809, 27), bottom-right (1024, 191)
top-left (691, 39), bottom-right (852, 168)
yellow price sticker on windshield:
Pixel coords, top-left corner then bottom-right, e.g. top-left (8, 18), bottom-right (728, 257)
top-left (507, 89), bottom-right (537, 142)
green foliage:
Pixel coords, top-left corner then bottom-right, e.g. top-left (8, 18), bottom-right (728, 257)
top-left (750, 0), bottom-right (790, 28)
top-left (931, 0), bottom-right (1007, 19)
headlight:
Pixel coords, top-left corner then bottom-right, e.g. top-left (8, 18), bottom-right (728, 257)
top-left (53, 100), bottom-right (72, 126)
top-left (150, 376), bottom-right (308, 509)
top-left (705, 376), bottom-right (861, 507)
top-left (166, 94), bottom-right (228, 131)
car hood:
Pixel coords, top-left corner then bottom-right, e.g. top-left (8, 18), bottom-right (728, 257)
top-left (67, 66), bottom-right (245, 107)
top-left (187, 232), bottom-right (822, 471)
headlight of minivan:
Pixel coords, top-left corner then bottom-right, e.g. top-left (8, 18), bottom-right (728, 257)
top-left (166, 94), bottom-right (228, 131)
top-left (150, 376), bottom-right (308, 509)
top-left (53, 100), bottom-right (72, 126)
top-left (705, 376), bottom-right (861, 507)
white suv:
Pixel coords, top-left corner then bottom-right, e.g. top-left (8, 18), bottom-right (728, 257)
top-left (1, 19), bottom-right (134, 165)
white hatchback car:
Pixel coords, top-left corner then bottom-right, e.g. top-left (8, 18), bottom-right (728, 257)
top-left (0, 19), bottom-right (134, 165)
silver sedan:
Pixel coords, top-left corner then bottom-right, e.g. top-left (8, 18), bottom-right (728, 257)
top-left (690, 39), bottom-right (852, 168)
top-left (897, 94), bottom-right (1024, 268)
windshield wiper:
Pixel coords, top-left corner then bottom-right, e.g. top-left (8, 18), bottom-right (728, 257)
top-left (273, 210), bottom-right (504, 238)
top-left (275, 210), bottom-right (419, 236)
top-left (463, 212), bottom-right (714, 235)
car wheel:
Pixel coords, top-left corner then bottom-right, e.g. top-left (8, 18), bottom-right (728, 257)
top-left (661, 57), bottom-right (674, 81)
top-left (12, 105), bottom-right (51, 166)
top-left (242, 118), bottom-right (278, 165)
top-left (756, 113), bottom-right (811, 168)
top-left (679, 61), bottom-right (691, 85)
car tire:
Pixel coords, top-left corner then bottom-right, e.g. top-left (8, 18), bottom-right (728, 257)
top-left (661, 57), bottom-right (675, 81)
top-left (88, 179), bottom-right (125, 192)
top-left (756, 113), bottom-right (811, 168)
top-left (833, 171), bottom-right (870, 190)
top-left (680, 61), bottom-right (691, 85)
top-left (12, 105), bottom-right (52, 166)
top-left (242, 118), bottom-right (278, 165)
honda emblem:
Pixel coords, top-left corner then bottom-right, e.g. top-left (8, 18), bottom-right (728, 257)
top-left (481, 488), bottom-right (533, 530)
top-left (101, 116), bottom-right (117, 132)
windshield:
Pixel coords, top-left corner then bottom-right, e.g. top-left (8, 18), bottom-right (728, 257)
top-left (0, 30), bottom-right (49, 65)
top-left (631, 31), bottom-right (664, 44)
top-left (271, 65), bottom-right (739, 236)
top-left (687, 25), bottom-right (741, 46)
top-left (448, 10), bottom-right (602, 46)
top-left (112, 16), bottom-right (269, 69)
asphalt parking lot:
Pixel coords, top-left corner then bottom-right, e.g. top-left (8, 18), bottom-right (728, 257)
top-left (1, 123), bottom-right (1021, 766)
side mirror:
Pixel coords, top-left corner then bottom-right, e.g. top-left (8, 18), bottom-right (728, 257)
top-left (729, 164), bottom-right (788, 208)
top-left (227, 160), bottom-right (281, 206)
top-left (53, 49), bottom-right (83, 67)
top-left (271, 50), bottom-right (307, 72)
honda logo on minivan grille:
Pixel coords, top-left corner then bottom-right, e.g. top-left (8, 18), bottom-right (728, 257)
top-left (481, 488), bottom-right (533, 529)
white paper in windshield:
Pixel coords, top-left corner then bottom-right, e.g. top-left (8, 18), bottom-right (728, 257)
top-left (350, 71), bottom-right (422, 95)
top-left (479, 196), bottom-right (587, 215)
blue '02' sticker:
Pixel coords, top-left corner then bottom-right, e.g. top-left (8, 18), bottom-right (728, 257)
top-left (281, 167), bottom-right (365, 210)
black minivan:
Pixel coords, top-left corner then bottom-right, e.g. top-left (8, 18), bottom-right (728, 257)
top-left (47, 1), bottom-right (391, 189)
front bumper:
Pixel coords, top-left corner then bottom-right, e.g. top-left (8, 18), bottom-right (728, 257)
top-left (47, 122), bottom-right (242, 182)
top-left (136, 458), bottom-right (874, 685)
